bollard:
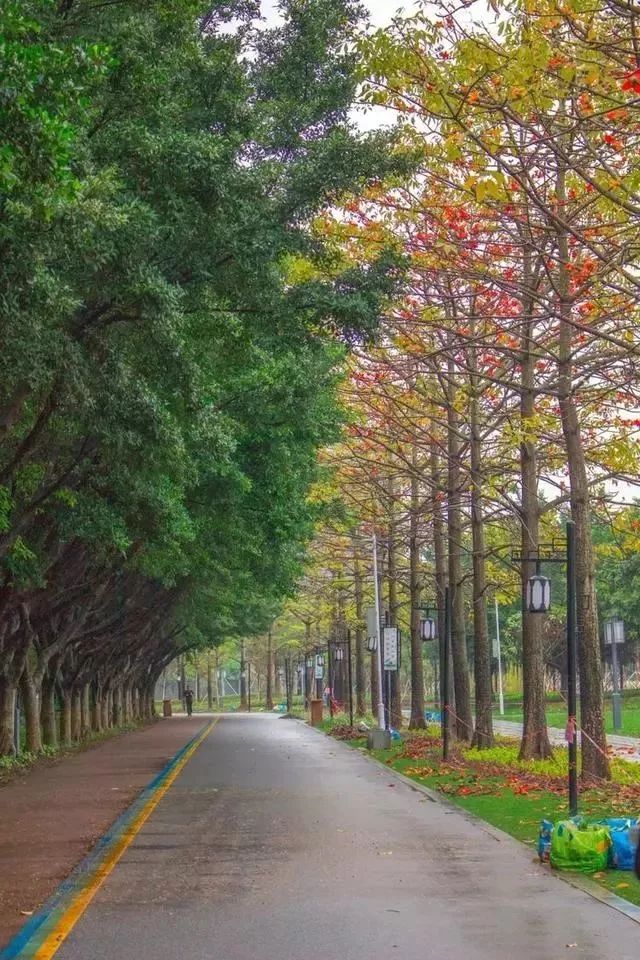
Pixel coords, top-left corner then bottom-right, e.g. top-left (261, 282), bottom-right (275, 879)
top-left (309, 699), bottom-right (323, 726)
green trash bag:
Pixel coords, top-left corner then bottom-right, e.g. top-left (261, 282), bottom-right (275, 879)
top-left (550, 820), bottom-right (611, 873)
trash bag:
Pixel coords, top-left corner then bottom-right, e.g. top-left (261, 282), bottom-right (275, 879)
top-left (550, 820), bottom-right (611, 873)
top-left (599, 818), bottom-right (639, 870)
top-left (389, 728), bottom-right (402, 741)
top-left (538, 819), bottom-right (553, 863)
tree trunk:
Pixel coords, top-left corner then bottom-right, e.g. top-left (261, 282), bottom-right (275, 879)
top-left (353, 549), bottom-right (366, 717)
top-left (431, 443), bottom-right (448, 718)
top-left (20, 670), bottom-right (43, 754)
top-left (149, 684), bottom-right (157, 718)
top-left (179, 656), bottom-right (186, 703)
top-left (41, 673), bottom-right (58, 748)
top-left (113, 686), bottom-right (122, 726)
top-left (387, 477), bottom-right (402, 730)
top-left (81, 684), bottom-right (91, 737)
top-left (555, 161), bottom-right (609, 779)
top-left (447, 360), bottom-right (472, 740)
top-left (409, 449), bottom-right (426, 729)
top-left (240, 639), bottom-right (248, 709)
top-left (0, 676), bottom-right (16, 755)
top-left (518, 243), bottom-right (553, 761)
top-left (101, 690), bottom-right (110, 730)
top-left (122, 684), bottom-right (131, 723)
top-left (92, 685), bottom-right (103, 732)
top-left (266, 630), bottom-right (274, 710)
top-left (273, 657), bottom-right (282, 700)
top-left (469, 335), bottom-right (493, 748)
top-left (71, 688), bottom-right (82, 741)
top-left (207, 652), bottom-right (213, 710)
top-left (60, 690), bottom-right (72, 744)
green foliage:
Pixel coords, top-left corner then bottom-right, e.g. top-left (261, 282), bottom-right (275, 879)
top-left (0, 0), bottom-right (400, 685)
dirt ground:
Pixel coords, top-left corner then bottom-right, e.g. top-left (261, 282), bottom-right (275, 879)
top-left (0, 716), bottom-right (207, 948)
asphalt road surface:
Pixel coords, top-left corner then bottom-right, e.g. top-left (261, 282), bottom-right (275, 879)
top-left (55, 715), bottom-right (639, 960)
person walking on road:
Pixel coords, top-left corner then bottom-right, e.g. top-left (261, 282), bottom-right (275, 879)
top-left (184, 687), bottom-right (194, 717)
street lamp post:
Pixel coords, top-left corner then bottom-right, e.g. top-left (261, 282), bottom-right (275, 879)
top-left (513, 521), bottom-right (578, 817)
top-left (415, 596), bottom-right (451, 758)
top-left (604, 617), bottom-right (625, 731)
top-left (372, 533), bottom-right (386, 731)
top-left (326, 634), bottom-right (353, 726)
top-left (314, 651), bottom-right (324, 700)
top-left (305, 655), bottom-right (314, 709)
top-left (415, 597), bottom-right (437, 710)
top-left (346, 630), bottom-right (354, 728)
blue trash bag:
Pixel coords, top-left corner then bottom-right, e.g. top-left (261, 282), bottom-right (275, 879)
top-left (538, 819), bottom-right (553, 863)
top-left (424, 710), bottom-right (442, 724)
top-left (389, 728), bottom-right (402, 741)
top-left (600, 818), bottom-right (638, 870)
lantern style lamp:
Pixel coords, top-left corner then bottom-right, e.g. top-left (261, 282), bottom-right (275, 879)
top-left (526, 571), bottom-right (551, 613)
top-left (306, 657), bottom-right (314, 669)
top-left (366, 635), bottom-right (377, 653)
top-left (334, 645), bottom-right (344, 662)
top-left (604, 618), bottom-right (625, 646)
top-left (420, 617), bottom-right (437, 642)
top-left (316, 654), bottom-right (324, 668)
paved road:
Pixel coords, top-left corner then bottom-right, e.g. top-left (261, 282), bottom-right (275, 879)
top-left (55, 715), bottom-right (638, 960)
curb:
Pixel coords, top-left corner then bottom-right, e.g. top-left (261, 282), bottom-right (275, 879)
top-left (0, 718), bottom-right (216, 959)
top-left (306, 721), bottom-right (640, 926)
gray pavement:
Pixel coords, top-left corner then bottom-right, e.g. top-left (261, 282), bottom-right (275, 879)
top-left (56, 714), bottom-right (639, 960)
top-left (493, 719), bottom-right (640, 761)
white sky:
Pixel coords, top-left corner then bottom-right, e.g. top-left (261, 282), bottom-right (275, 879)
top-left (260, 1), bottom-right (408, 27)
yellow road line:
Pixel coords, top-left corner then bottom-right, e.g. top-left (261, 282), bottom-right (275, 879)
top-left (32, 717), bottom-right (218, 960)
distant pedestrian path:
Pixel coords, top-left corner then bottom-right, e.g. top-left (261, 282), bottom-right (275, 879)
top-left (493, 719), bottom-right (640, 763)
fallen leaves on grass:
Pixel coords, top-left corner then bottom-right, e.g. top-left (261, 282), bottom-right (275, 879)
top-left (404, 765), bottom-right (436, 778)
top-left (328, 724), bottom-right (362, 740)
top-left (439, 780), bottom-right (498, 797)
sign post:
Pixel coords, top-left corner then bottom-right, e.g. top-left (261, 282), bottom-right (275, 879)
top-left (383, 626), bottom-right (399, 731)
top-left (383, 626), bottom-right (399, 671)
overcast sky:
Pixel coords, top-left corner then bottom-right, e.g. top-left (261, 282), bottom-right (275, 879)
top-left (260, 1), bottom-right (410, 27)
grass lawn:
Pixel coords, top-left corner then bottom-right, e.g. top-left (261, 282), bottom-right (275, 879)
top-left (328, 724), bottom-right (640, 909)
